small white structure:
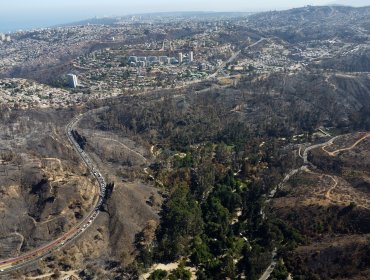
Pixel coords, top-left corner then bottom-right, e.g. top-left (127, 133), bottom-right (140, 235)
top-left (67, 74), bottom-right (78, 88)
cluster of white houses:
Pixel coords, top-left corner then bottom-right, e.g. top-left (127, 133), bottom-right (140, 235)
top-left (128, 51), bottom-right (194, 67)
top-left (0, 33), bottom-right (11, 43)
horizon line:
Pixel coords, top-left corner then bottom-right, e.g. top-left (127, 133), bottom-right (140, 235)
top-left (1, 4), bottom-right (368, 33)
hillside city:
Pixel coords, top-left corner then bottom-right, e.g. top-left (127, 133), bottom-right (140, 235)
top-left (0, 4), bottom-right (369, 280)
top-left (1, 7), bottom-right (368, 109)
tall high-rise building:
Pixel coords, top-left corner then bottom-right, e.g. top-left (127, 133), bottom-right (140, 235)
top-left (178, 52), bottom-right (183, 64)
top-left (67, 74), bottom-right (78, 88)
top-left (189, 51), bottom-right (194, 62)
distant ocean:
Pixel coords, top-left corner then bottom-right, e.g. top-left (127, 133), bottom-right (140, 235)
top-left (0, 17), bottom-right (84, 33)
top-left (0, 21), bottom-right (54, 33)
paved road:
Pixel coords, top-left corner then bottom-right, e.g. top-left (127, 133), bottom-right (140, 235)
top-left (259, 134), bottom-right (340, 280)
top-left (209, 50), bottom-right (241, 78)
top-left (303, 136), bottom-right (340, 166)
top-left (209, 37), bottom-right (265, 79)
top-left (0, 108), bottom-right (107, 274)
top-left (258, 249), bottom-right (277, 280)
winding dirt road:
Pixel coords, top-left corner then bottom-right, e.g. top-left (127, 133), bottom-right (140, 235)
top-left (322, 133), bottom-right (370, 157)
top-left (259, 132), bottom-right (369, 280)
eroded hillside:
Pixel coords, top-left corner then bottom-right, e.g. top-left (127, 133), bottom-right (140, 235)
top-left (273, 132), bottom-right (370, 279)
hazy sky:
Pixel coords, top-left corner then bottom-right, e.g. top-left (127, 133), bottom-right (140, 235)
top-left (1, 0), bottom-right (368, 32)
